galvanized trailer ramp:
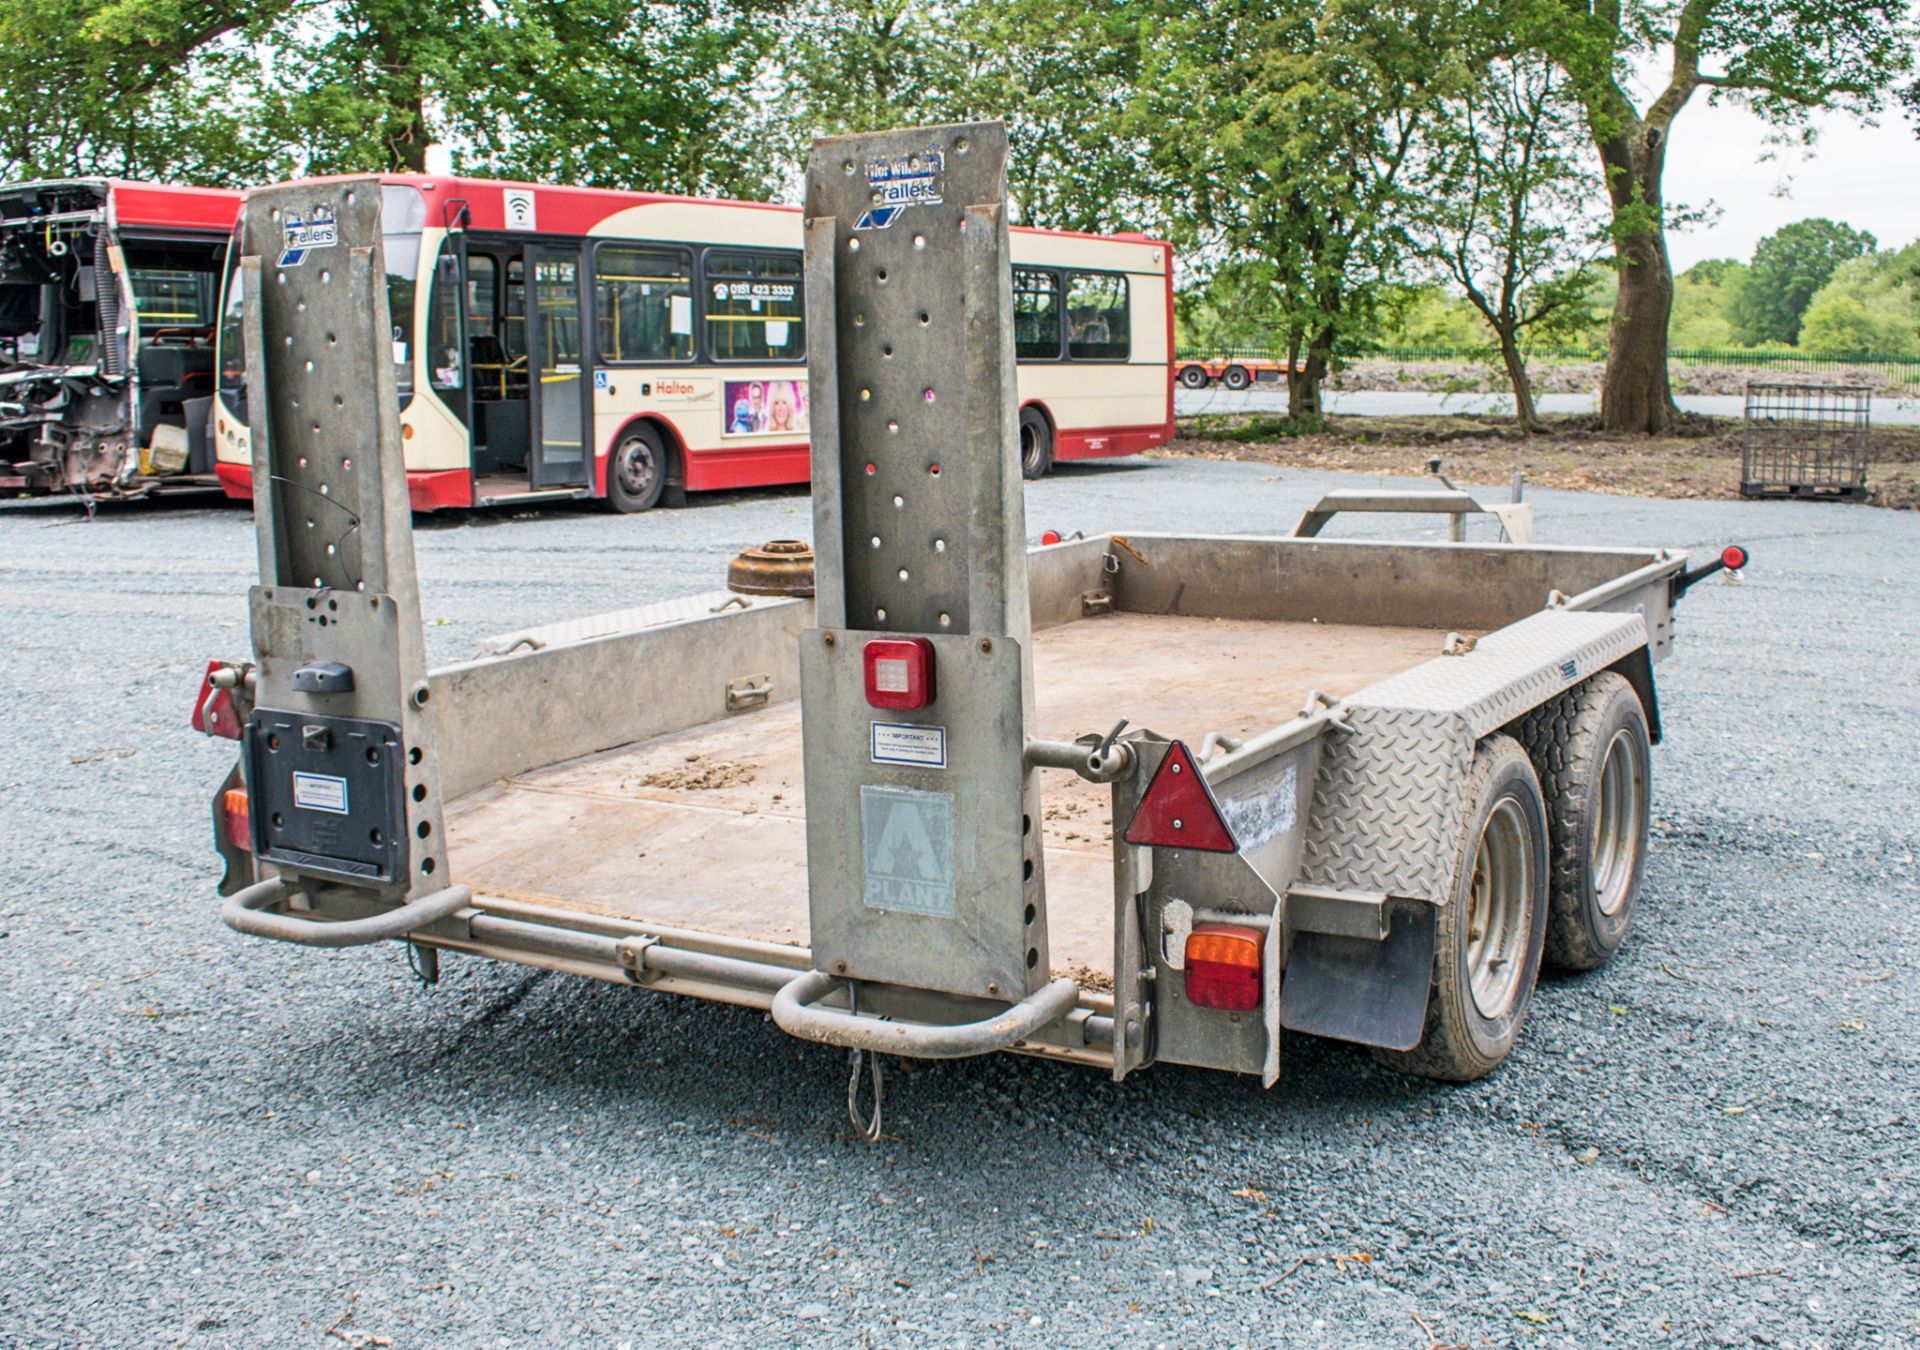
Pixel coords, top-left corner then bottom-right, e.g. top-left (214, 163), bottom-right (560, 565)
top-left (201, 124), bottom-right (1746, 1097)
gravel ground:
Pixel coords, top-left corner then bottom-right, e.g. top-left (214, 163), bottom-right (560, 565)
top-left (2, 461), bottom-right (1916, 1348)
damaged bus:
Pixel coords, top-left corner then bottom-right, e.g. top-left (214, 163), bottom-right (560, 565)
top-left (0, 179), bottom-right (241, 498)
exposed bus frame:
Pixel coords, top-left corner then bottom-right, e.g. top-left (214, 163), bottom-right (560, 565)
top-left (0, 178), bottom-right (240, 497)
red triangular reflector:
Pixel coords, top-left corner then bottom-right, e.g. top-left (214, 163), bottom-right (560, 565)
top-left (1123, 741), bottom-right (1237, 852)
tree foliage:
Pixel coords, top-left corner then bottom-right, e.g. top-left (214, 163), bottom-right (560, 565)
top-left (1407, 55), bottom-right (1605, 426)
top-left (0, 0), bottom-right (279, 182)
top-left (6, 0), bottom-right (1919, 413)
top-left (779, 0), bottom-right (1165, 233)
top-left (1726, 217), bottom-right (1877, 345)
top-left (0, 0), bottom-right (785, 196)
top-left (1514, 0), bottom-right (1918, 430)
top-left (1129, 0), bottom-right (1481, 415)
top-left (1799, 243), bottom-right (1920, 354)
top-left (1668, 259), bottom-right (1744, 347)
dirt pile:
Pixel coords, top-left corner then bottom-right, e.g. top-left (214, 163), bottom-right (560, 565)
top-left (1165, 412), bottom-right (1920, 510)
top-left (1330, 360), bottom-right (1911, 398)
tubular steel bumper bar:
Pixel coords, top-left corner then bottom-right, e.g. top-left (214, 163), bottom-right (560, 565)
top-left (221, 876), bottom-right (473, 947)
top-left (772, 971), bottom-right (1083, 1059)
top-left (464, 912), bottom-right (798, 992)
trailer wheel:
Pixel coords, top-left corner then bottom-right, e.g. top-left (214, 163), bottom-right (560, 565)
top-left (1223, 364), bottom-right (1251, 391)
top-left (606, 423), bottom-right (668, 513)
top-left (1019, 406), bottom-right (1054, 480)
top-left (1521, 672), bottom-right (1651, 971)
top-left (1179, 364), bottom-right (1210, 389)
top-left (1375, 734), bottom-right (1548, 1083)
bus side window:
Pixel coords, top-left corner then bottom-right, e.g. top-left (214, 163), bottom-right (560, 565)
top-left (595, 244), bottom-right (694, 363)
top-left (704, 249), bottom-right (804, 362)
top-left (1066, 271), bottom-right (1129, 361)
top-left (427, 250), bottom-right (464, 393)
top-left (1013, 268), bottom-right (1061, 360)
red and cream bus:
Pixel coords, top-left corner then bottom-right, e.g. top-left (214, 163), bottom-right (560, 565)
top-left (2, 179), bottom-right (242, 496)
top-left (211, 175), bottom-right (1172, 511)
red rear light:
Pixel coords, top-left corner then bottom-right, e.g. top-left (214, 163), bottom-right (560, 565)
top-left (863, 637), bottom-right (936, 710)
top-left (1040, 529), bottom-right (1063, 546)
top-left (192, 660), bottom-right (241, 740)
top-left (220, 788), bottom-right (253, 853)
top-left (1122, 741), bottom-right (1237, 852)
top-left (1185, 923), bottom-right (1262, 1011)
top-left (1721, 544), bottom-right (1748, 570)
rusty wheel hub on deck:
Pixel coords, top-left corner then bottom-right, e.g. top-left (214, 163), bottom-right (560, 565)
top-left (727, 539), bottom-right (816, 597)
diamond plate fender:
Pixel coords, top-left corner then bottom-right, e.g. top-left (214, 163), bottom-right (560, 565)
top-left (1300, 610), bottom-right (1647, 904)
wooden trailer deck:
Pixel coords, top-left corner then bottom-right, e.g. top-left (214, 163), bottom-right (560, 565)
top-left (445, 612), bottom-right (1455, 987)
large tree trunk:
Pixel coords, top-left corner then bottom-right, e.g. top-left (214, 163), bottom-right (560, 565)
top-left (1595, 125), bottom-right (1678, 432)
top-left (1496, 330), bottom-right (1542, 432)
top-left (1286, 362), bottom-right (1324, 419)
top-left (1286, 327), bottom-right (1333, 420)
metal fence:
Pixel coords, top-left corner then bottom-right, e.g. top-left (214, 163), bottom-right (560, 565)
top-left (1740, 382), bottom-right (1872, 502)
top-left (1175, 345), bottom-right (1920, 388)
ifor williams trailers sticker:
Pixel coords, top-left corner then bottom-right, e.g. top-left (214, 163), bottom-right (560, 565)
top-left (277, 205), bottom-right (338, 268)
top-left (855, 148), bottom-right (944, 230)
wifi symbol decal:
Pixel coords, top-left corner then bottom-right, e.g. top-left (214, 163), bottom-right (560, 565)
top-left (503, 189), bottom-right (536, 231)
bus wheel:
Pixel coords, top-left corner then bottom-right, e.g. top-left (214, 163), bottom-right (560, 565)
top-left (1223, 364), bottom-right (1251, 391)
top-left (1179, 364), bottom-right (1209, 390)
top-left (607, 424), bottom-right (668, 513)
top-left (1019, 407), bottom-right (1053, 480)
top-left (1374, 735), bottom-right (1548, 1083)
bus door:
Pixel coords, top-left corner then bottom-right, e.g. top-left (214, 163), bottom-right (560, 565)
top-left (527, 247), bottom-right (590, 489)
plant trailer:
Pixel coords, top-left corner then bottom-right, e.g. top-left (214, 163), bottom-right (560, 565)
top-left (197, 124), bottom-right (1748, 1117)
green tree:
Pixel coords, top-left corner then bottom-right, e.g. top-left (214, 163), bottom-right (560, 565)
top-left (1135, 0), bottom-right (1479, 417)
top-left (1668, 258), bottom-right (1744, 347)
top-left (1410, 56), bottom-right (1605, 429)
top-left (1373, 284), bottom-right (1490, 347)
top-left (0, 0), bottom-right (281, 183)
top-left (452, 0), bottom-right (785, 195)
top-left (1176, 258), bottom-right (1297, 354)
top-left (784, 0), bottom-right (959, 140)
top-left (1798, 245), bottom-right (1920, 355)
top-left (0, 0), bottom-right (784, 196)
top-left (779, 0), bottom-right (1163, 233)
top-left (1727, 218), bottom-right (1877, 345)
top-left (1518, 0), bottom-right (1917, 432)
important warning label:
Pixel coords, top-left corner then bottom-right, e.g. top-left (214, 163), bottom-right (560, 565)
top-left (292, 771), bottom-right (349, 815)
top-left (860, 784), bottom-right (956, 917)
top-left (870, 721), bottom-right (947, 768)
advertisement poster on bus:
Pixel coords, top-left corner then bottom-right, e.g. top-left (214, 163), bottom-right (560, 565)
top-left (723, 378), bottom-right (809, 437)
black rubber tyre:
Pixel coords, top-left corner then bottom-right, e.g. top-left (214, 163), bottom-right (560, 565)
top-left (1019, 406), bottom-right (1053, 480)
top-left (1519, 672), bottom-right (1652, 972)
top-left (1374, 734), bottom-right (1549, 1083)
top-left (606, 423), bottom-right (668, 513)
top-left (1179, 364), bottom-right (1210, 389)
top-left (1223, 363), bottom-right (1251, 391)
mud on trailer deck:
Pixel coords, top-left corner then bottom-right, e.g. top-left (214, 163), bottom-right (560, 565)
top-left (198, 123), bottom-right (1745, 1101)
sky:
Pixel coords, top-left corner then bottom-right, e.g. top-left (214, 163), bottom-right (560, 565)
top-left (1648, 93), bottom-right (1920, 272)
